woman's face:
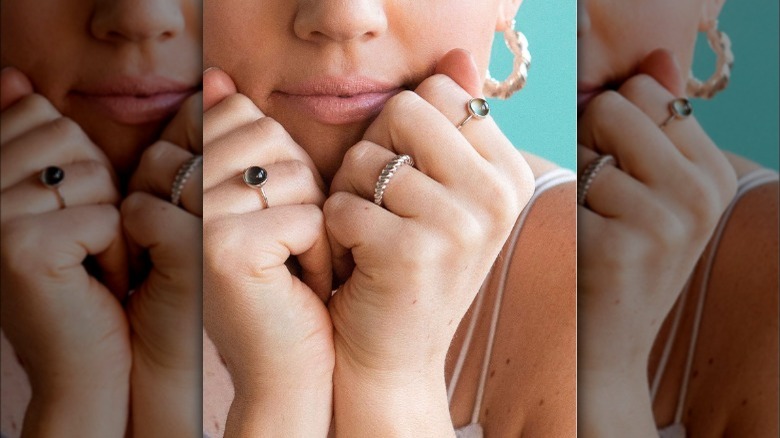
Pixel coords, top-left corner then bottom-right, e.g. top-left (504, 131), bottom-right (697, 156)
top-left (205, 0), bottom-right (515, 182)
top-left (577, 0), bottom-right (719, 109)
top-left (1, 0), bottom-right (202, 177)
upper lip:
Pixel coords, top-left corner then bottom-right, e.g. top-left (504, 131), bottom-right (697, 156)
top-left (278, 76), bottom-right (404, 96)
top-left (72, 75), bottom-right (198, 96)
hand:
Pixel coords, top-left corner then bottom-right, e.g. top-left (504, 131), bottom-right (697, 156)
top-left (0, 67), bottom-right (130, 436)
top-left (576, 49), bottom-right (737, 435)
top-left (325, 49), bottom-right (534, 435)
top-left (201, 68), bottom-right (334, 436)
top-left (122, 91), bottom-right (203, 436)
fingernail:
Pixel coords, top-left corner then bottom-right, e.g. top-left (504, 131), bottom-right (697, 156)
top-left (203, 66), bottom-right (220, 75)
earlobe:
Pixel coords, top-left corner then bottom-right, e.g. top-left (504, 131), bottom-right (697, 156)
top-left (698, 0), bottom-right (726, 31)
top-left (495, 0), bottom-right (523, 32)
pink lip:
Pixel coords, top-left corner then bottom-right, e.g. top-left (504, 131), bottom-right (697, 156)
top-left (273, 77), bottom-right (404, 125)
top-left (577, 81), bottom-right (606, 117)
top-left (71, 76), bottom-right (197, 125)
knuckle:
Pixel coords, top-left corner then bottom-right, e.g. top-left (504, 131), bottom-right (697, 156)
top-left (252, 116), bottom-right (287, 141)
top-left (342, 140), bottom-right (376, 169)
top-left (17, 94), bottom-right (58, 117)
top-left (415, 74), bottom-right (452, 97)
top-left (223, 94), bottom-right (263, 120)
top-left (618, 74), bottom-right (656, 100)
top-left (384, 90), bottom-right (421, 116)
top-left (47, 117), bottom-right (84, 141)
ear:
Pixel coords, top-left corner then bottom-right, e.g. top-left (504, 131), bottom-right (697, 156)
top-left (699, 0), bottom-right (726, 31)
top-left (496, 0), bottom-right (523, 32)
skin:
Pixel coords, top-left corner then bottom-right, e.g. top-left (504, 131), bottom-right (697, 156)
top-left (1, 0), bottom-right (202, 435)
top-left (578, 0), bottom-right (778, 436)
top-left (202, 0), bottom-right (575, 436)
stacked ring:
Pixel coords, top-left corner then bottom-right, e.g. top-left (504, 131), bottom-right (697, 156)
top-left (577, 154), bottom-right (616, 206)
top-left (171, 155), bottom-right (203, 206)
top-left (374, 154), bottom-right (415, 207)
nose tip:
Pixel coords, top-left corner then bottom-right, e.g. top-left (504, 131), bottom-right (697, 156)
top-left (294, 1), bottom-right (388, 43)
top-left (91, 0), bottom-right (185, 43)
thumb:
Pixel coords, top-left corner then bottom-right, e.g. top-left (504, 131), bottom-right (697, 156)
top-left (636, 49), bottom-right (686, 97)
top-left (0, 67), bottom-right (34, 111)
top-left (434, 48), bottom-right (484, 98)
top-left (203, 67), bottom-right (238, 112)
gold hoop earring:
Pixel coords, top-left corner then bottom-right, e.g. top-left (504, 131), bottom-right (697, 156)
top-left (687, 21), bottom-right (734, 99)
top-left (484, 19), bottom-right (531, 100)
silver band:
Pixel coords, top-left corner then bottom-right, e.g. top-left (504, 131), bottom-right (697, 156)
top-left (374, 154), bottom-right (414, 206)
top-left (171, 155), bottom-right (203, 206)
top-left (577, 154), bottom-right (615, 206)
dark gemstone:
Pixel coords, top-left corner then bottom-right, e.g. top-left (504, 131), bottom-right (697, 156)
top-left (40, 166), bottom-right (65, 187)
top-left (469, 98), bottom-right (490, 118)
top-left (671, 98), bottom-right (693, 117)
top-left (243, 166), bottom-right (268, 187)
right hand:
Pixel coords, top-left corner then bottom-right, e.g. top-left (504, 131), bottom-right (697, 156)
top-left (201, 68), bottom-right (334, 433)
top-left (0, 67), bottom-right (130, 435)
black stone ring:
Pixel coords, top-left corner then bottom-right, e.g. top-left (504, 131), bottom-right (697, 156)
top-left (243, 166), bottom-right (269, 208)
top-left (39, 166), bottom-right (66, 209)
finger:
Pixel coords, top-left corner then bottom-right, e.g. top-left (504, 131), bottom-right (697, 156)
top-left (24, 205), bottom-right (129, 299)
top-left (576, 144), bottom-right (652, 220)
top-left (1, 117), bottom-right (113, 190)
top-left (636, 49), bottom-right (685, 98)
top-left (161, 91), bottom-right (203, 154)
top-left (0, 67), bottom-right (34, 111)
top-left (1, 160), bottom-right (119, 222)
top-left (128, 141), bottom-right (202, 216)
top-left (121, 192), bottom-right (202, 297)
top-left (203, 116), bottom-right (322, 191)
top-left (207, 205), bottom-right (332, 302)
top-left (433, 48), bottom-right (483, 98)
top-left (203, 160), bottom-right (325, 221)
top-left (329, 140), bottom-right (447, 218)
top-left (577, 90), bottom-right (689, 188)
top-left (204, 93), bottom-right (265, 146)
top-left (0, 93), bottom-right (60, 145)
top-left (203, 67), bottom-right (237, 112)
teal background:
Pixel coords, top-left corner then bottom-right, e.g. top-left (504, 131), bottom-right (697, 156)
top-left (488, 0), bottom-right (577, 171)
top-left (692, 0), bottom-right (779, 170)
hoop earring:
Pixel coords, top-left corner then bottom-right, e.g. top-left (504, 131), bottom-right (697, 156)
top-left (484, 19), bottom-right (531, 100)
top-left (687, 21), bottom-right (734, 99)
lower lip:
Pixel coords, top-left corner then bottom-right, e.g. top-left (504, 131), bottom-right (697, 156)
top-left (578, 89), bottom-right (604, 117)
top-left (71, 91), bottom-right (191, 125)
top-left (273, 89), bottom-right (403, 125)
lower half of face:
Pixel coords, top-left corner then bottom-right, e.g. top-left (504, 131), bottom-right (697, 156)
top-left (205, 0), bottom-right (501, 183)
top-left (1, 0), bottom-right (201, 179)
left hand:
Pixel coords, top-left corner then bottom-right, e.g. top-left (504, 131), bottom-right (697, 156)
top-left (122, 91), bottom-right (203, 435)
top-left (326, 49), bottom-right (534, 383)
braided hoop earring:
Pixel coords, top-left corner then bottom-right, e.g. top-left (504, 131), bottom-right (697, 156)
top-left (484, 19), bottom-right (531, 100)
top-left (687, 21), bottom-right (734, 99)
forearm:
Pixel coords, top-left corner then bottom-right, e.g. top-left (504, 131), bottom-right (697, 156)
top-left (23, 376), bottom-right (129, 438)
top-left (578, 366), bottom-right (658, 438)
top-left (332, 356), bottom-right (454, 438)
top-left (224, 376), bottom-right (333, 438)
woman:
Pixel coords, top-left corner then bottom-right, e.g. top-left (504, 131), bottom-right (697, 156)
top-left (202, 0), bottom-right (576, 436)
top-left (1, 0), bottom-right (202, 435)
top-left (577, 0), bottom-right (778, 436)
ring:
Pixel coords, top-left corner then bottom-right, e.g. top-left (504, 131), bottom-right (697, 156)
top-left (39, 166), bottom-right (66, 209)
top-left (171, 155), bottom-right (203, 206)
top-left (660, 97), bottom-right (693, 128)
top-left (456, 98), bottom-right (490, 130)
top-left (243, 166), bottom-right (269, 208)
top-left (577, 154), bottom-right (616, 206)
top-left (374, 154), bottom-right (414, 206)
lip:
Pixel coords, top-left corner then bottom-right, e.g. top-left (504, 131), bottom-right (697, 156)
top-left (577, 81), bottom-right (606, 117)
top-left (272, 76), bottom-right (404, 125)
top-left (70, 76), bottom-right (198, 125)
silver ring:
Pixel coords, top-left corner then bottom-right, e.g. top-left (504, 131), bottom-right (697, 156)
top-left (40, 166), bottom-right (66, 209)
top-left (243, 166), bottom-right (269, 208)
top-left (577, 154), bottom-right (615, 206)
top-left (374, 154), bottom-right (414, 207)
top-left (660, 97), bottom-right (693, 128)
top-left (456, 98), bottom-right (490, 130)
top-left (171, 155), bottom-right (203, 206)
